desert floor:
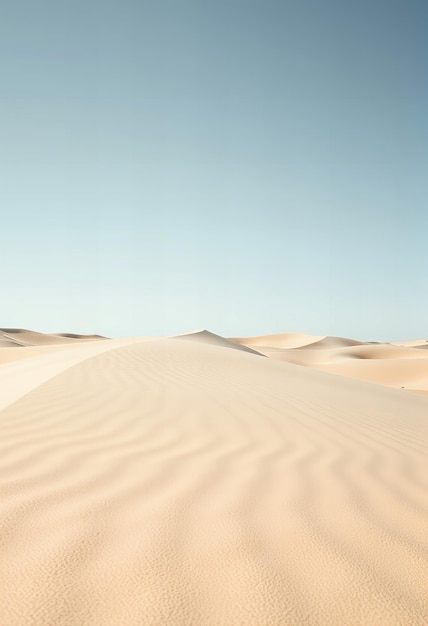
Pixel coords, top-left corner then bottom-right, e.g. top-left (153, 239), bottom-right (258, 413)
top-left (1, 328), bottom-right (427, 625)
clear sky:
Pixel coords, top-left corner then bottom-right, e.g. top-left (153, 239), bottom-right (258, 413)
top-left (1, 0), bottom-right (427, 340)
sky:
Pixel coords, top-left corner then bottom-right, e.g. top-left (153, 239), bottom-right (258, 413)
top-left (1, 0), bottom-right (427, 340)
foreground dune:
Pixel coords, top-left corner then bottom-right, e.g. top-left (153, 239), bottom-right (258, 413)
top-left (1, 330), bottom-right (428, 625)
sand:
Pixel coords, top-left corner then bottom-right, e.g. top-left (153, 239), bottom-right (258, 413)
top-left (1, 330), bottom-right (427, 625)
top-left (233, 333), bottom-right (428, 395)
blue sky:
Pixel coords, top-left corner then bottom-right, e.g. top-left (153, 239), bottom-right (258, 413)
top-left (1, 0), bottom-right (427, 339)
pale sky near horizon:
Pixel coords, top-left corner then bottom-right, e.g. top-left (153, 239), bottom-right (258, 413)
top-left (1, 0), bottom-right (427, 340)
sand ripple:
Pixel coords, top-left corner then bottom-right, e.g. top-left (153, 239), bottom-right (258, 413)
top-left (1, 336), bottom-right (427, 625)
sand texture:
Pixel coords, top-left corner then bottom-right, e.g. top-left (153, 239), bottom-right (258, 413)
top-left (1, 330), bottom-right (428, 625)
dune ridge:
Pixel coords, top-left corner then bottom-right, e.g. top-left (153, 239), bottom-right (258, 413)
top-left (1, 330), bottom-right (427, 625)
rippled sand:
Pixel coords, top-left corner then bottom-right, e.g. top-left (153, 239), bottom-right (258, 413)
top-left (1, 330), bottom-right (427, 625)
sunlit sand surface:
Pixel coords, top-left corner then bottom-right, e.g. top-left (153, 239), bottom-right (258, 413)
top-left (1, 329), bottom-right (427, 625)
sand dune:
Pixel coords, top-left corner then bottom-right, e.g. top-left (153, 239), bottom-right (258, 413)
top-left (0, 337), bottom-right (152, 412)
top-left (231, 332), bottom-right (325, 349)
top-left (233, 334), bottom-right (368, 351)
top-left (0, 328), bottom-right (107, 348)
top-left (294, 336), bottom-right (367, 350)
top-left (175, 329), bottom-right (265, 355)
top-left (1, 331), bottom-right (428, 625)
top-left (236, 333), bottom-right (428, 395)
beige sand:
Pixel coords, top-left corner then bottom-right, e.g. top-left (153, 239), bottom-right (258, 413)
top-left (0, 328), bottom-right (106, 348)
top-left (234, 334), bottom-right (428, 394)
top-left (1, 330), bottom-right (428, 625)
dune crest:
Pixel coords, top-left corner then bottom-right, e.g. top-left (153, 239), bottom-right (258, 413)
top-left (174, 329), bottom-right (265, 356)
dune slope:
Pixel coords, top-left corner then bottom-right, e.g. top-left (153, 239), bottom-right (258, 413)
top-left (174, 329), bottom-right (265, 355)
top-left (1, 334), bottom-right (427, 625)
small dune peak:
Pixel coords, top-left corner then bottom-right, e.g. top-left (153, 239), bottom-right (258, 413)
top-left (173, 329), bottom-right (265, 356)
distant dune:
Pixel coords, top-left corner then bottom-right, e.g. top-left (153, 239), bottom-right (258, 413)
top-left (0, 328), bottom-right (107, 348)
top-left (233, 333), bottom-right (428, 395)
top-left (230, 332), bottom-right (325, 349)
top-left (1, 329), bottom-right (427, 625)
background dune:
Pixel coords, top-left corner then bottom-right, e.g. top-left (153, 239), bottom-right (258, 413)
top-left (230, 333), bottom-right (325, 349)
top-left (0, 328), bottom-right (106, 348)
top-left (175, 329), bottom-right (265, 355)
top-left (391, 340), bottom-right (428, 348)
top-left (233, 334), bottom-right (428, 395)
top-left (1, 330), bottom-right (427, 625)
